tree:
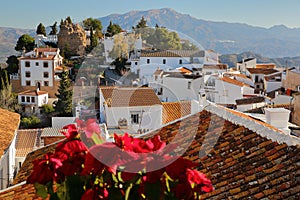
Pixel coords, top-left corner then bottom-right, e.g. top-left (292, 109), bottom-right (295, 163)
top-left (15, 34), bottom-right (35, 52)
top-left (146, 27), bottom-right (182, 50)
top-left (135, 16), bottom-right (147, 29)
top-left (6, 55), bottom-right (19, 74)
top-left (36, 23), bottom-right (46, 36)
top-left (55, 69), bottom-right (73, 116)
top-left (0, 69), bottom-right (20, 112)
top-left (49, 22), bottom-right (58, 35)
top-left (20, 116), bottom-right (41, 128)
top-left (83, 18), bottom-right (102, 32)
top-left (105, 21), bottom-right (122, 37)
top-left (66, 16), bottom-right (72, 24)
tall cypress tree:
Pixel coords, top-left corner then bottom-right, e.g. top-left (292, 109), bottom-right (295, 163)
top-left (36, 23), bottom-right (46, 36)
top-left (55, 69), bottom-right (73, 116)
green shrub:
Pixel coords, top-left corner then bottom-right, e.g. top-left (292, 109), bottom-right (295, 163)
top-left (21, 116), bottom-right (41, 128)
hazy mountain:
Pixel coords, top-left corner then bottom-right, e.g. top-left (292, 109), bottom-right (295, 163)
top-left (99, 8), bottom-right (300, 58)
top-left (220, 52), bottom-right (300, 68)
top-left (1, 8), bottom-right (300, 63)
top-left (0, 27), bottom-right (35, 62)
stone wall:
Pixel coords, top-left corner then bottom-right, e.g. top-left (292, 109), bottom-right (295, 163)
top-left (57, 21), bottom-right (87, 56)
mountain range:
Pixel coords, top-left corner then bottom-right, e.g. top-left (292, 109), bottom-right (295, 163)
top-left (1, 8), bottom-right (300, 66)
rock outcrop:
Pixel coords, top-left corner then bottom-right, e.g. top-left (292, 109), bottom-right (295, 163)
top-left (57, 21), bottom-right (86, 56)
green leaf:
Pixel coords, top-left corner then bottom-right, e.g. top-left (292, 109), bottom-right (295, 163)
top-left (125, 183), bottom-right (133, 200)
top-left (91, 133), bottom-right (105, 145)
top-left (34, 182), bottom-right (48, 199)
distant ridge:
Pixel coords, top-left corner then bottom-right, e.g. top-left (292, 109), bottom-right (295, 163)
top-left (1, 8), bottom-right (300, 62)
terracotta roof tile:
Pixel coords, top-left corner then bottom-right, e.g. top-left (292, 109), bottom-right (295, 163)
top-left (203, 64), bottom-right (228, 70)
top-left (256, 63), bottom-right (276, 69)
top-left (19, 55), bottom-right (56, 60)
top-left (0, 109), bottom-right (20, 157)
top-left (162, 101), bottom-right (191, 124)
top-left (18, 90), bottom-right (48, 96)
top-left (100, 87), bottom-right (161, 107)
top-left (140, 50), bottom-right (204, 57)
top-left (219, 76), bottom-right (251, 87)
top-left (12, 142), bottom-right (58, 185)
top-left (236, 96), bottom-right (265, 105)
top-left (247, 68), bottom-right (278, 75)
top-left (15, 129), bottom-right (40, 157)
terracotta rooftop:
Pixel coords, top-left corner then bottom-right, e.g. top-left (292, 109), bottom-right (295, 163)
top-left (236, 96), bottom-right (265, 105)
top-left (203, 64), bottom-right (228, 70)
top-left (140, 103), bottom-right (300, 199)
top-left (18, 90), bottom-right (48, 96)
top-left (177, 67), bottom-right (192, 74)
top-left (100, 87), bottom-right (162, 107)
top-left (140, 50), bottom-right (204, 58)
top-left (2, 102), bottom-right (300, 199)
top-left (162, 101), bottom-right (191, 124)
top-left (256, 63), bottom-right (276, 69)
top-left (219, 76), bottom-right (251, 87)
top-left (35, 48), bottom-right (58, 53)
top-left (0, 109), bottom-right (20, 158)
top-left (19, 55), bottom-right (56, 60)
top-left (15, 129), bottom-right (40, 157)
top-left (12, 142), bottom-right (58, 185)
top-left (247, 68), bottom-right (279, 75)
top-left (224, 73), bottom-right (250, 79)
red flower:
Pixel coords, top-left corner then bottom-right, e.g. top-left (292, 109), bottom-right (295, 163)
top-left (58, 152), bottom-right (86, 176)
top-left (186, 169), bottom-right (213, 193)
top-left (55, 139), bottom-right (87, 161)
top-left (166, 157), bottom-right (199, 180)
top-left (76, 119), bottom-right (101, 138)
top-left (61, 124), bottom-right (78, 139)
top-left (81, 187), bottom-right (109, 200)
top-left (27, 153), bottom-right (63, 184)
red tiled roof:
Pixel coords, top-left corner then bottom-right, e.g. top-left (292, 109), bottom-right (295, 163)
top-left (247, 68), bottom-right (278, 75)
top-left (162, 101), bottom-right (191, 124)
top-left (19, 55), bottom-right (56, 60)
top-left (35, 48), bottom-right (58, 53)
top-left (100, 87), bottom-right (162, 107)
top-left (0, 109), bottom-right (20, 157)
top-left (18, 90), bottom-right (48, 96)
top-left (236, 96), bottom-right (265, 105)
top-left (141, 50), bottom-right (204, 57)
top-left (140, 105), bottom-right (300, 199)
top-left (177, 67), bottom-right (192, 74)
top-left (203, 64), bottom-right (228, 70)
top-left (15, 129), bottom-right (39, 157)
top-left (219, 76), bottom-right (250, 87)
top-left (256, 63), bottom-right (276, 69)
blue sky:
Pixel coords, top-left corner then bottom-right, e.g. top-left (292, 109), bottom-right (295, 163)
top-left (1, 0), bottom-right (300, 29)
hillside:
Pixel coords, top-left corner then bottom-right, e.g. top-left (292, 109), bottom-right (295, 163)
top-left (99, 8), bottom-right (300, 58)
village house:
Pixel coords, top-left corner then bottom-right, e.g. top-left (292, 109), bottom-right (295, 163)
top-left (3, 101), bottom-right (300, 199)
top-left (11, 48), bottom-right (64, 98)
top-left (0, 109), bottom-right (20, 190)
top-left (282, 66), bottom-right (300, 92)
top-left (17, 89), bottom-right (48, 115)
top-left (205, 75), bottom-right (254, 107)
top-left (235, 96), bottom-right (266, 112)
top-left (130, 49), bottom-right (219, 84)
top-left (150, 69), bottom-right (204, 102)
top-left (99, 86), bottom-right (163, 133)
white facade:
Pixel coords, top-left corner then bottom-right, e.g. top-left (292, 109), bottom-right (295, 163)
top-left (151, 76), bottom-right (203, 102)
top-left (19, 48), bottom-right (63, 87)
top-left (0, 134), bottom-right (16, 190)
top-left (35, 34), bottom-right (58, 47)
top-left (236, 102), bottom-right (266, 112)
top-left (104, 105), bottom-right (163, 132)
top-left (18, 91), bottom-right (48, 115)
top-left (265, 108), bottom-right (291, 129)
top-left (236, 58), bottom-right (257, 72)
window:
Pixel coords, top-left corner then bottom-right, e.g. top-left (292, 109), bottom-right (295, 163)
top-left (131, 113), bottom-right (140, 124)
top-left (26, 97), bottom-right (30, 102)
top-left (135, 62), bottom-right (138, 65)
top-left (21, 96), bottom-right (25, 102)
top-left (43, 62), bottom-right (48, 68)
top-left (44, 72), bottom-right (49, 78)
top-left (25, 61), bottom-right (30, 67)
top-left (25, 71), bottom-right (31, 78)
top-left (256, 85), bottom-right (260, 89)
top-left (44, 81), bottom-right (49, 86)
top-left (179, 59), bottom-right (182, 64)
top-left (187, 81), bottom-right (191, 89)
top-left (31, 97), bottom-right (35, 103)
top-left (36, 62), bottom-right (39, 66)
top-left (255, 75), bottom-right (259, 82)
top-left (26, 80), bottom-right (31, 86)
top-left (163, 59), bottom-right (166, 64)
top-left (147, 59), bottom-right (150, 64)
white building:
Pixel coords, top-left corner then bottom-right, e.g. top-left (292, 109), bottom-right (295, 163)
top-left (130, 49), bottom-right (219, 84)
top-left (19, 48), bottom-right (63, 88)
top-left (18, 90), bottom-right (48, 115)
top-left (99, 87), bottom-right (163, 133)
top-left (35, 34), bottom-right (58, 48)
top-left (205, 76), bottom-right (254, 106)
top-left (150, 70), bottom-right (203, 102)
top-left (235, 96), bottom-right (266, 112)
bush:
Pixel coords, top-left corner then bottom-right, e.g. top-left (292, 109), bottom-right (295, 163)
top-left (21, 116), bottom-right (41, 128)
top-left (41, 104), bottom-right (55, 114)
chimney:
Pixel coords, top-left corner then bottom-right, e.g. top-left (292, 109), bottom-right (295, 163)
top-left (264, 108), bottom-right (290, 129)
